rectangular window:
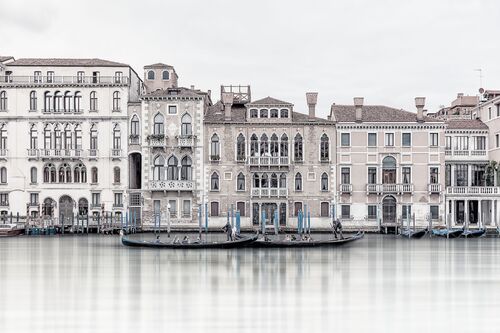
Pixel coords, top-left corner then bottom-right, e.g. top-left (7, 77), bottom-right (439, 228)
top-left (114, 71), bottom-right (123, 83)
top-left (475, 136), bottom-right (486, 150)
top-left (430, 133), bottom-right (439, 147)
top-left (367, 133), bottom-right (377, 147)
top-left (77, 71), bottom-right (84, 83)
top-left (168, 105), bottom-right (177, 114)
top-left (237, 202), bottom-right (246, 217)
top-left (320, 202), bottom-right (330, 217)
top-left (294, 202), bottom-right (303, 216)
top-left (402, 205), bottom-right (412, 220)
top-left (445, 164), bottom-right (451, 187)
top-left (46, 71), bottom-right (54, 83)
top-left (445, 136), bottom-right (452, 150)
top-left (430, 205), bottom-right (439, 220)
top-left (402, 133), bottom-right (411, 147)
top-left (92, 193), bottom-right (100, 206)
top-left (341, 167), bottom-right (350, 184)
top-left (182, 200), bottom-right (191, 217)
top-left (455, 164), bottom-right (468, 186)
top-left (169, 200), bottom-right (177, 217)
top-left (33, 71), bottom-right (42, 83)
top-left (385, 133), bottom-right (394, 146)
top-left (430, 167), bottom-right (439, 184)
top-left (0, 193), bottom-right (8, 206)
top-left (368, 167), bottom-right (377, 184)
top-left (114, 193), bottom-right (123, 206)
top-left (30, 193), bottom-right (39, 205)
top-left (402, 167), bottom-right (411, 184)
top-left (341, 205), bottom-right (350, 219)
top-left (367, 205), bottom-right (377, 219)
top-left (455, 136), bottom-right (469, 151)
top-left (340, 133), bottom-right (350, 147)
top-left (210, 202), bottom-right (219, 217)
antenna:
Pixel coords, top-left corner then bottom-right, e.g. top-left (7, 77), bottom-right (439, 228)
top-left (474, 68), bottom-right (483, 90)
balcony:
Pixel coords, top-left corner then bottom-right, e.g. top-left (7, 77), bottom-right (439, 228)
top-left (149, 180), bottom-right (194, 191)
top-left (0, 75), bottom-right (129, 86)
top-left (129, 135), bottom-right (140, 145)
top-left (88, 149), bottom-right (98, 159)
top-left (27, 149), bottom-right (39, 159)
top-left (90, 203), bottom-right (102, 210)
top-left (445, 149), bottom-right (488, 160)
top-left (147, 135), bottom-right (166, 148)
top-left (40, 149), bottom-right (83, 159)
top-left (111, 149), bottom-right (122, 159)
top-left (339, 184), bottom-right (352, 194)
top-left (113, 203), bottom-right (124, 209)
top-left (367, 183), bottom-right (414, 194)
top-left (248, 156), bottom-right (289, 167)
top-left (251, 187), bottom-right (288, 198)
top-left (446, 186), bottom-right (500, 196)
top-left (428, 183), bottom-right (442, 193)
top-left (177, 136), bottom-right (194, 148)
top-left (0, 201), bottom-right (9, 207)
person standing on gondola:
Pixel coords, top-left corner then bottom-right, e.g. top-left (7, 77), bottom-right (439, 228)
top-left (222, 221), bottom-right (233, 241)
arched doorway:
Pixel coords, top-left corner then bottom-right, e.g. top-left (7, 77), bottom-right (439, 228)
top-left (129, 152), bottom-right (142, 189)
top-left (43, 198), bottom-right (55, 217)
top-left (78, 198), bottom-right (88, 216)
top-left (382, 156), bottom-right (397, 184)
top-left (383, 196), bottom-right (397, 224)
top-left (59, 195), bottom-right (74, 223)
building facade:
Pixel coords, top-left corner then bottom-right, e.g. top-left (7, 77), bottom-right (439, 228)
top-left (0, 56), bottom-right (141, 223)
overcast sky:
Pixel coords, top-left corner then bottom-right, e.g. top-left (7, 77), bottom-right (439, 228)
top-left (1, 0), bottom-right (499, 117)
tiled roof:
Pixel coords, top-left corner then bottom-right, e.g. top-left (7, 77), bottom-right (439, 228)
top-left (446, 119), bottom-right (488, 130)
top-left (144, 63), bottom-right (175, 69)
top-left (0, 56), bottom-right (14, 63)
top-left (142, 87), bottom-right (205, 99)
top-left (330, 104), bottom-right (441, 123)
top-left (7, 58), bottom-right (129, 67)
top-left (247, 96), bottom-right (292, 106)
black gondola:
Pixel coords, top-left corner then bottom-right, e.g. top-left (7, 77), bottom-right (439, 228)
top-left (431, 228), bottom-right (463, 238)
top-left (460, 229), bottom-right (486, 238)
top-left (401, 228), bottom-right (427, 239)
top-left (251, 231), bottom-right (364, 248)
top-left (121, 233), bottom-right (258, 249)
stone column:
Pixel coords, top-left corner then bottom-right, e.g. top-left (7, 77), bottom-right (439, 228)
top-left (478, 199), bottom-right (482, 228)
top-left (465, 199), bottom-right (469, 228)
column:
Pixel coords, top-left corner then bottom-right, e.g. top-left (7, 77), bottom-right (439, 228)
top-left (451, 200), bottom-right (455, 226)
top-left (451, 164), bottom-right (455, 187)
top-left (490, 200), bottom-right (494, 227)
top-left (478, 199), bottom-right (482, 228)
top-left (465, 199), bottom-right (469, 228)
top-left (468, 165), bottom-right (472, 187)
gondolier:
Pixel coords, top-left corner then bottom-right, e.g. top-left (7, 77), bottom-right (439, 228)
top-left (222, 221), bottom-right (233, 241)
top-left (331, 219), bottom-right (344, 239)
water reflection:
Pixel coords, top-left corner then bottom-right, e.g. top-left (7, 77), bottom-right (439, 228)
top-left (1, 235), bottom-right (500, 332)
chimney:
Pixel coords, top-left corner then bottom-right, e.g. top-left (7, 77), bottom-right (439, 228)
top-left (207, 89), bottom-right (211, 99)
top-left (190, 85), bottom-right (195, 90)
top-left (415, 97), bottom-right (426, 122)
top-left (222, 92), bottom-right (234, 120)
top-left (354, 97), bottom-right (364, 122)
top-left (306, 92), bottom-right (318, 118)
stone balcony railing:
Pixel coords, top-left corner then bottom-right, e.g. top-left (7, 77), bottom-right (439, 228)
top-left (428, 183), bottom-right (442, 193)
top-left (248, 156), bottom-right (289, 167)
top-left (367, 183), bottom-right (414, 194)
top-left (445, 150), bottom-right (487, 158)
top-left (0, 149), bottom-right (7, 158)
top-left (446, 186), bottom-right (500, 196)
top-left (339, 184), bottom-right (352, 194)
top-left (177, 136), bottom-right (194, 148)
top-left (149, 180), bottom-right (194, 191)
top-left (251, 188), bottom-right (288, 198)
top-left (147, 136), bottom-right (167, 148)
top-left (40, 149), bottom-right (83, 159)
top-left (0, 75), bottom-right (129, 86)
top-left (111, 149), bottom-right (122, 159)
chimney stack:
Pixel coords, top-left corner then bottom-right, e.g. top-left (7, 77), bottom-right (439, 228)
top-left (222, 92), bottom-right (234, 120)
top-left (306, 92), bottom-right (318, 118)
top-left (415, 97), bottom-right (426, 122)
top-left (354, 97), bottom-right (364, 122)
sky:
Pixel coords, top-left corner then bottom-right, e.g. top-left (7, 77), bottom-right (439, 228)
top-left (1, 0), bottom-right (499, 118)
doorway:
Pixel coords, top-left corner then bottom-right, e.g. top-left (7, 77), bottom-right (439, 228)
top-left (382, 196), bottom-right (397, 224)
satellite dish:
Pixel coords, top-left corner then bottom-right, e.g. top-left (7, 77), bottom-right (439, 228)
top-left (479, 88), bottom-right (485, 94)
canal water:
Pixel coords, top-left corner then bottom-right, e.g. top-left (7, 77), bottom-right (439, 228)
top-left (1, 234), bottom-right (500, 333)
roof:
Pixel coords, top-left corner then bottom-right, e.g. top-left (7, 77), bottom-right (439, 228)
top-left (330, 104), bottom-right (441, 123)
top-left (205, 100), bottom-right (332, 124)
top-left (247, 96), bottom-right (292, 106)
top-left (143, 63), bottom-right (175, 69)
top-left (6, 58), bottom-right (129, 67)
top-left (446, 119), bottom-right (488, 130)
top-left (0, 56), bottom-right (14, 63)
top-left (142, 87), bottom-right (205, 99)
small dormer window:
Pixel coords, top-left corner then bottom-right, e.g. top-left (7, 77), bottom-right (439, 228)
top-left (162, 70), bottom-right (169, 80)
top-left (147, 70), bottom-right (155, 80)
top-left (250, 109), bottom-right (258, 118)
top-left (270, 109), bottom-right (279, 118)
top-left (260, 109), bottom-right (268, 118)
top-left (280, 109), bottom-right (289, 118)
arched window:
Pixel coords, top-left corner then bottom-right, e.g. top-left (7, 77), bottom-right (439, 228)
top-left (91, 167), bottom-right (98, 183)
top-left (236, 134), bottom-right (245, 161)
top-left (382, 156), bottom-right (397, 184)
top-left (270, 134), bottom-right (279, 156)
top-left (279, 173), bottom-right (286, 188)
top-left (271, 173), bottom-right (278, 188)
top-left (250, 109), bottom-right (258, 118)
top-left (44, 164), bottom-right (56, 183)
top-left (210, 134), bottom-right (220, 160)
top-left (162, 70), bottom-right (169, 80)
top-left (29, 124), bottom-right (38, 150)
top-left (261, 173), bottom-right (269, 188)
top-left (382, 156), bottom-right (397, 169)
top-left (181, 156), bottom-right (192, 181)
top-left (260, 109), bottom-right (268, 118)
top-left (153, 113), bottom-right (164, 135)
top-left (0, 124), bottom-right (7, 150)
top-left (59, 163), bottom-right (71, 183)
top-left (30, 167), bottom-right (37, 184)
top-left (74, 163), bottom-right (86, 183)
top-left (53, 124), bottom-right (62, 150)
top-left (270, 109), bottom-right (279, 118)
top-left (53, 91), bottom-right (62, 112)
top-left (167, 156), bottom-right (178, 180)
top-left (237, 173), bottom-right (245, 191)
top-left (321, 173), bottom-right (329, 191)
top-left (112, 91), bottom-right (120, 111)
top-left (181, 113), bottom-right (192, 136)
top-left (250, 134), bottom-right (258, 156)
top-left (0, 91), bottom-right (6, 111)
top-left (295, 173), bottom-right (302, 191)
top-left (0, 167), bottom-right (6, 184)
top-left (130, 115), bottom-right (139, 136)
top-left (280, 134), bottom-right (288, 157)
top-left (63, 91), bottom-right (72, 112)
top-left (320, 134), bottom-right (329, 162)
top-left (280, 109), bottom-right (289, 118)
top-left (44, 91), bottom-right (52, 112)
top-left (90, 124), bottom-right (98, 150)
top-left (61, 124), bottom-right (70, 150)
top-left (114, 167), bottom-right (120, 184)
top-left (73, 91), bottom-right (81, 112)
top-left (153, 155), bottom-right (165, 181)
top-left (90, 91), bottom-right (98, 111)
top-left (210, 172), bottom-right (219, 191)
top-left (29, 91), bottom-right (37, 111)
top-left (253, 174), bottom-right (260, 188)
top-left (260, 134), bottom-right (269, 156)
top-left (74, 124), bottom-right (82, 150)
top-left (147, 70), bottom-right (155, 80)
top-left (113, 124), bottom-right (121, 150)
top-left (294, 134), bottom-right (303, 162)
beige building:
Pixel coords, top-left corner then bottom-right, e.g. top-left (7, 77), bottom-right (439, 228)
top-left (204, 87), bottom-right (335, 229)
top-left (331, 97), bottom-right (446, 230)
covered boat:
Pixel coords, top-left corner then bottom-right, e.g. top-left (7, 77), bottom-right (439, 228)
top-left (121, 233), bottom-right (258, 249)
top-left (251, 231), bottom-right (364, 248)
top-left (0, 224), bottom-right (24, 237)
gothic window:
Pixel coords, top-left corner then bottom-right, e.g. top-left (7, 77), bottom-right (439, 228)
top-left (181, 156), bottom-right (192, 181)
top-left (295, 173), bottom-right (302, 191)
top-left (30, 124), bottom-right (37, 149)
top-left (74, 124), bottom-right (82, 150)
top-left (294, 133), bottom-right (303, 161)
top-left (112, 91), bottom-right (120, 111)
top-left (236, 134), bottom-right (246, 161)
top-left (153, 113), bottom-right (164, 135)
top-left (237, 173), bottom-right (245, 191)
top-left (279, 174), bottom-right (286, 188)
top-left (280, 134), bottom-right (288, 157)
top-left (0, 124), bottom-right (7, 150)
top-left (250, 134), bottom-right (258, 156)
top-left (260, 134), bottom-right (269, 156)
top-left (321, 173), bottom-right (329, 191)
top-left (210, 134), bottom-right (220, 159)
top-left (113, 124), bottom-right (121, 149)
top-left (181, 113), bottom-right (192, 136)
top-left (320, 134), bottom-right (329, 161)
top-left (210, 172), bottom-right (219, 191)
top-left (167, 156), bottom-right (178, 180)
top-left (153, 155), bottom-right (165, 181)
top-left (90, 124), bottom-right (98, 150)
top-left (270, 134), bottom-right (279, 156)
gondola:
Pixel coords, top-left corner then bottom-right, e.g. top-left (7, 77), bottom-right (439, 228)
top-left (401, 228), bottom-right (427, 239)
top-left (251, 231), bottom-right (364, 248)
top-left (460, 229), bottom-right (486, 238)
top-left (431, 228), bottom-right (463, 238)
top-left (121, 232), bottom-right (258, 249)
